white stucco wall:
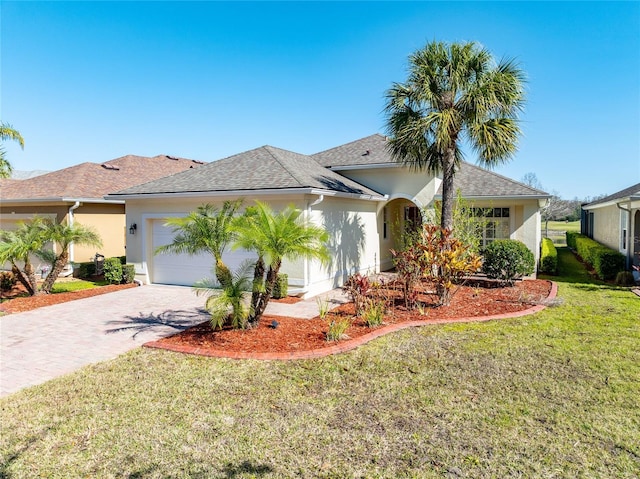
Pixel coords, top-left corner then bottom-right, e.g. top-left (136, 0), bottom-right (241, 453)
top-left (124, 194), bottom-right (381, 298)
top-left (590, 204), bottom-right (622, 252)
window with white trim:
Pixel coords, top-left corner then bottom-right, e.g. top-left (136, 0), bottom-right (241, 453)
top-left (473, 207), bottom-right (511, 248)
top-left (620, 210), bottom-right (628, 251)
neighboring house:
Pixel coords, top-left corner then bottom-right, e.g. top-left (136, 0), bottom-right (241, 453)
top-left (0, 155), bottom-right (205, 268)
top-left (109, 134), bottom-right (549, 297)
top-left (582, 182), bottom-right (640, 269)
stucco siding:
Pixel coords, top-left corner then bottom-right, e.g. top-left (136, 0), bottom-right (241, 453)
top-left (590, 204), bottom-right (622, 251)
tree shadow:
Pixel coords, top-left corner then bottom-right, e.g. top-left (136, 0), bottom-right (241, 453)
top-left (321, 210), bottom-right (366, 285)
top-left (1, 426), bottom-right (55, 479)
top-left (221, 460), bottom-right (273, 478)
top-left (316, 175), bottom-right (373, 195)
top-left (105, 308), bottom-right (209, 339)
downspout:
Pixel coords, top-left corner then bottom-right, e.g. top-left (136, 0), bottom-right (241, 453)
top-left (68, 201), bottom-right (81, 263)
top-left (617, 201), bottom-right (632, 268)
top-left (303, 195), bottom-right (324, 294)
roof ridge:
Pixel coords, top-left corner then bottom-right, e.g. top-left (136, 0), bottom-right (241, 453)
top-left (311, 133), bottom-right (386, 157)
top-left (263, 145), bottom-right (310, 188)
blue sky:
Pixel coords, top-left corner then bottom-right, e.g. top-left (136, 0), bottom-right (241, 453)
top-left (1, 1), bottom-right (638, 200)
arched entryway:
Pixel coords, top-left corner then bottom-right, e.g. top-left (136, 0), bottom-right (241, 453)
top-left (378, 198), bottom-right (423, 271)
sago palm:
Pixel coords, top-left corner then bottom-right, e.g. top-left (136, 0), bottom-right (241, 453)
top-left (39, 219), bottom-right (102, 293)
top-left (385, 41), bottom-right (525, 231)
top-left (233, 201), bottom-right (330, 326)
top-left (155, 200), bottom-right (242, 285)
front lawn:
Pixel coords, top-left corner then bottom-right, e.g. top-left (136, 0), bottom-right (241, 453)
top-left (1, 248), bottom-right (639, 478)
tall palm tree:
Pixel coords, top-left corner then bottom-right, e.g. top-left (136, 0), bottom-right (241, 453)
top-left (385, 41), bottom-right (525, 231)
top-left (155, 200), bottom-right (242, 286)
top-left (233, 201), bottom-right (330, 326)
top-left (0, 122), bottom-right (25, 178)
top-left (0, 218), bottom-right (47, 295)
top-left (39, 219), bottom-right (102, 294)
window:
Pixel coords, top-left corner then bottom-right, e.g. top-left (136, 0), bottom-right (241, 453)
top-left (621, 210), bottom-right (628, 251)
top-left (404, 206), bottom-right (421, 232)
top-left (472, 207), bottom-right (511, 248)
top-left (383, 207), bottom-right (388, 239)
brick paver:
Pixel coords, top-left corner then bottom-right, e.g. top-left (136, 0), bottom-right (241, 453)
top-left (0, 284), bottom-right (208, 397)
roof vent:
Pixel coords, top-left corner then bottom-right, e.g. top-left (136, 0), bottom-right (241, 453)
top-left (191, 160), bottom-right (205, 164)
top-left (166, 155), bottom-right (179, 160)
top-left (101, 164), bottom-right (120, 170)
top-left (363, 150), bottom-right (370, 156)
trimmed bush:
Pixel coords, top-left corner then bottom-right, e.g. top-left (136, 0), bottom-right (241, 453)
top-left (272, 273), bottom-right (288, 299)
top-left (122, 264), bottom-right (136, 284)
top-left (103, 257), bottom-right (123, 284)
top-left (482, 240), bottom-right (535, 285)
top-left (570, 233), bottom-right (625, 280)
top-left (566, 231), bottom-right (579, 250)
top-left (73, 262), bottom-right (96, 279)
top-left (540, 238), bottom-right (558, 274)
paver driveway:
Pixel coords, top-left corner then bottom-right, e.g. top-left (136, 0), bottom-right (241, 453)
top-left (0, 284), bottom-right (209, 397)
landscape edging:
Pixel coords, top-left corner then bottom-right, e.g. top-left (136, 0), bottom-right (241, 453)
top-left (143, 280), bottom-right (558, 361)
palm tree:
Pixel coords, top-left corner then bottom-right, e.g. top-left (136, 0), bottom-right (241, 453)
top-left (39, 219), bottom-right (102, 294)
top-left (193, 259), bottom-right (255, 330)
top-left (0, 219), bottom-right (47, 295)
top-left (155, 200), bottom-right (242, 286)
top-left (385, 41), bottom-right (525, 231)
top-left (233, 201), bottom-right (330, 326)
top-left (0, 122), bottom-right (25, 178)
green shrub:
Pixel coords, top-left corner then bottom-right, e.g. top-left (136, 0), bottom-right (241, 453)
top-left (73, 262), bottom-right (96, 279)
top-left (103, 257), bottom-right (123, 284)
top-left (570, 233), bottom-right (625, 280)
top-left (272, 273), bottom-right (288, 299)
top-left (0, 271), bottom-right (17, 292)
top-left (615, 271), bottom-right (635, 286)
top-left (593, 250), bottom-right (625, 280)
top-left (122, 264), bottom-right (136, 284)
top-left (566, 231), bottom-right (579, 249)
top-left (539, 238), bottom-right (558, 274)
top-left (482, 240), bottom-right (535, 285)
top-left (118, 256), bottom-right (127, 265)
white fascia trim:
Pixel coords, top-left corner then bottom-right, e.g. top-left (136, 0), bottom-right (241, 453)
top-left (327, 163), bottom-right (401, 171)
top-left (108, 188), bottom-right (387, 202)
top-left (584, 197), bottom-right (632, 210)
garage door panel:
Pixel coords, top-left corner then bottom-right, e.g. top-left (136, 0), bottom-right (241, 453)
top-left (151, 220), bottom-right (256, 286)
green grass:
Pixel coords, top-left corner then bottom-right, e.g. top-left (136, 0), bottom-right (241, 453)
top-left (2, 248), bottom-right (639, 478)
top-left (50, 278), bottom-right (109, 293)
top-left (543, 220), bottom-right (580, 246)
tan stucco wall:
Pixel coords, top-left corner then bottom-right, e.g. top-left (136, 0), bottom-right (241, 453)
top-left (73, 203), bottom-right (126, 262)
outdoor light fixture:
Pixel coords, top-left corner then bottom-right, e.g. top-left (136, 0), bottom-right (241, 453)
top-left (129, 223), bottom-right (137, 235)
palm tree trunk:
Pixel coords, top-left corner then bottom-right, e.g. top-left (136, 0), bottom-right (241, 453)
top-left (249, 261), bottom-right (280, 326)
top-left (440, 147), bottom-right (456, 232)
top-left (40, 251), bottom-right (69, 294)
top-left (214, 258), bottom-right (232, 287)
top-left (249, 256), bottom-right (265, 320)
top-left (11, 263), bottom-right (36, 296)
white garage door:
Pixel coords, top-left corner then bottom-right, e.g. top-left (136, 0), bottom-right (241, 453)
top-left (151, 220), bottom-right (256, 286)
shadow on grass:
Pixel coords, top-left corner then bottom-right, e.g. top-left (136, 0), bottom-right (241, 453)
top-left (221, 460), bottom-right (273, 478)
top-left (105, 308), bottom-right (209, 339)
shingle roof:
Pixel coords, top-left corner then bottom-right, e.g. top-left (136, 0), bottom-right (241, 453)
top-left (0, 155), bottom-right (205, 201)
top-left (583, 182), bottom-right (640, 208)
top-left (312, 134), bottom-right (394, 167)
top-left (112, 145), bottom-right (384, 198)
top-left (436, 162), bottom-right (549, 198)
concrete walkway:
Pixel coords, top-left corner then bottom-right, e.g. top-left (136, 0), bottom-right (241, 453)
top-left (0, 284), bottom-right (348, 397)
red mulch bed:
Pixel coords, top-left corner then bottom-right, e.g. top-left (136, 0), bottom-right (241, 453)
top-left (0, 282), bottom-right (137, 314)
top-left (151, 279), bottom-right (552, 355)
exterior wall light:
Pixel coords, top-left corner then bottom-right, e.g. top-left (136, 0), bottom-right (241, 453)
top-left (129, 223), bottom-right (137, 235)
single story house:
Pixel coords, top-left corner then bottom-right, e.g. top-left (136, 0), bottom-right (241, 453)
top-left (0, 154), bottom-right (205, 268)
top-left (108, 134), bottom-right (549, 298)
top-left (581, 182), bottom-right (640, 269)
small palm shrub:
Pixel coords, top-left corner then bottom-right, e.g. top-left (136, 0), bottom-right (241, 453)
top-left (103, 257), bottom-right (123, 284)
top-left (326, 317), bottom-right (351, 341)
top-left (482, 240), bottom-right (535, 286)
top-left (362, 298), bottom-right (385, 327)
